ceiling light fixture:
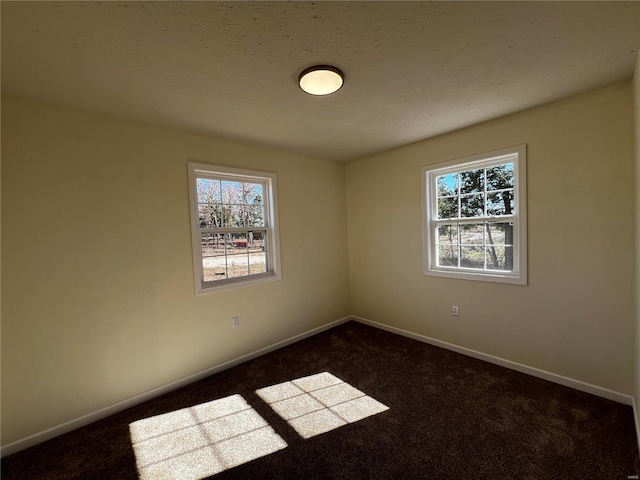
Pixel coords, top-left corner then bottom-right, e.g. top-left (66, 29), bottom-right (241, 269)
top-left (298, 65), bottom-right (344, 96)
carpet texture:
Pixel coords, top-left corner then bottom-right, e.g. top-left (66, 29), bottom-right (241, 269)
top-left (2, 321), bottom-right (639, 479)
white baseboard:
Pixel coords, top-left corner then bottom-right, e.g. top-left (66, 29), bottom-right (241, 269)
top-left (351, 315), bottom-right (634, 406)
top-left (0, 316), bottom-right (352, 458)
top-left (3, 314), bottom-right (634, 457)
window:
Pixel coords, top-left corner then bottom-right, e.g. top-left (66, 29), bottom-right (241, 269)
top-left (188, 162), bottom-right (281, 294)
top-left (422, 145), bottom-right (527, 285)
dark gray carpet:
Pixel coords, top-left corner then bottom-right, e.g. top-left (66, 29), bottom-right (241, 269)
top-left (2, 321), bottom-right (639, 479)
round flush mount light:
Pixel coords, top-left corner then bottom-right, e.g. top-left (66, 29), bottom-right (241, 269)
top-left (298, 65), bottom-right (344, 96)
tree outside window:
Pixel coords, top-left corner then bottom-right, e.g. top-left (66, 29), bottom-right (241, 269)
top-left (423, 145), bottom-right (527, 285)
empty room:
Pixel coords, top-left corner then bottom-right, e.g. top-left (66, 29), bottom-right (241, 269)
top-left (2, 1), bottom-right (640, 478)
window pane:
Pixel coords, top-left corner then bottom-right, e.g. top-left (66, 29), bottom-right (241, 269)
top-left (202, 256), bottom-right (227, 281)
top-left (486, 163), bottom-right (514, 190)
top-left (485, 246), bottom-right (512, 271)
top-left (201, 232), bottom-right (269, 282)
top-left (437, 245), bottom-right (458, 267)
top-left (487, 190), bottom-right (514, 216)
top-left (222, 180), bottom-right (243, 204)
top-left (460, 246), bottom-right (484, 269)
top-left (245, 206), bottom-right (265, 227)
top-left (202, 234), bottom-right (227, 282)
top-left (227, 254), bottom-right (249, 278)
top-left (244, 183), bottom-right (264, 205)
top-left (505, 245), bottom-right (514, 270)
top-left (198, 204), bottom-right (212, 228)
top-left (248, 252), bottom-right (267, 275)
top-left (222, 205), bottom-right (244, 227)
top-left (436, 174), bottom-right (457, 197)
top-left (232, 205), bottom-right (245, 227)
top-left (227, 233), bottom-right (248, 250)
top-left (438, 197), bottom-right (458, 219)
top-left (201, 233), bottom-right (225, 257)
top-left (486, 222), bottom-right (513, 246)
top-left (460, 224), bottom-right (484, 245)
top-left (437, 225), bottom-right (458, 245)
top-left (197, 178), bottom-right (221, 204)
top-left (227, 233), bottom-right (250, 278)
top-left (221, 206), bottom-right (232, 227)
top-left (247, 231), bottom-right (266, 253)
top-left (198, 204), bottom-right (223, 228)
top-left (460, 194), bottom-right (484, 217)
top-left (460, 168), bottom-right (484, 194)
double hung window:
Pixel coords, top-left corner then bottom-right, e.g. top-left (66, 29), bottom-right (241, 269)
top-left (422, 145), bottom-right (527, 285)
top-left (188, 163), bottom-right (281, 293)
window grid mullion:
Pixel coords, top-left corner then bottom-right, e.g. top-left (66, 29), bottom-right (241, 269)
top-left (483, 167), bottom-right (487, 270)
top-left (455, 173), bottom-right (461, 269)
top-left (246, 236), bottom-right (251, 275)
top-left (190, 163), bottom-right (279, 292)
top-left (483, 167), bottom-right (488, 217)
top-left (224, 235), bottom-right (229, 279)
top-left (457, 225), bottom-right (461, 269)
top-left (432, 216), bottom-right (516, 226)
top-left (424, 146), bottom-right (525, 284)
top-left (200, 227), bottom-right (267, 234)
top-left (483, 222), bottom-right (487, 270)
top-left (457, 172), bottom-right (461, 224)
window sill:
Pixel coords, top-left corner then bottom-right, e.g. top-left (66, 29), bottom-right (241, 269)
top-left (424, 268), bottom-right (527, 286)
top-left (196, 272), bottom-right (281, 295)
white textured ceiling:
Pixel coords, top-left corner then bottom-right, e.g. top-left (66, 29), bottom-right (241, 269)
top-left (2, 1), bottom-right (639, 161)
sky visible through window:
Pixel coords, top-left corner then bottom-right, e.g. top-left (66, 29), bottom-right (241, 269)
top-left (435, 162), bottom-right (514, 220)
top-left (429, 160), bottom-right (518, 273)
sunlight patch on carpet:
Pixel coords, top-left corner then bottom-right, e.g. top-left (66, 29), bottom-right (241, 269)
top-left (129, 394), bottom-right (287, 480)
top-left (256, 372), bottom-right (389, 439)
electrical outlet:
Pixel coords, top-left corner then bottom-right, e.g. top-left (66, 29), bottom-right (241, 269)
top-left (452, 306), bottom-right (459, 317)
top-left (232, 316), bottom-right (240, 328)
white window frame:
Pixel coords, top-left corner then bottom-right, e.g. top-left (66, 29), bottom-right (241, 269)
top-left (187, 162), bottom-right (281, 294)
top-left (422, 144), bottom-right (527, 285)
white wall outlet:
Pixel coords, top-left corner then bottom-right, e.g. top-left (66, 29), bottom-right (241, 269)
top-left (452, 306), bottom-right (459, 317)
top-left (232, 316), bottom-right (240, 328)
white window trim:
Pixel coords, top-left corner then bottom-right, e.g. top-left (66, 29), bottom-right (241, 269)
top-left (187, 162), bottom-right (282, 294)
top-left (421, 144), bottom-right (527, 285)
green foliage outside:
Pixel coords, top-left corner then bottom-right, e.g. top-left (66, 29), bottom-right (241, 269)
top-left (436, 163), bottom-right (514, 270)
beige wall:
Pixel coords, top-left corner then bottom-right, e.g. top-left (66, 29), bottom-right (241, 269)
top-left (347, 82), bottom-right (635, 395)
top-left (0, 94), bottom-right (350, 446)
top-left (3, 80), bottom-right (638, 450)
